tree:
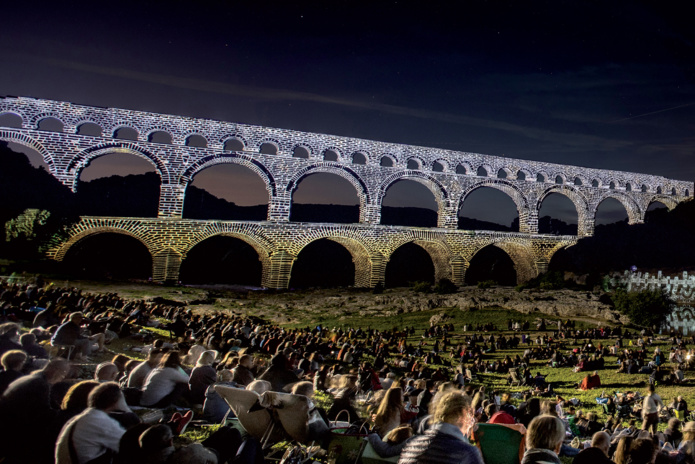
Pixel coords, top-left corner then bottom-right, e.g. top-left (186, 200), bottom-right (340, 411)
top-left (610, 288), bottom-right (675, 329)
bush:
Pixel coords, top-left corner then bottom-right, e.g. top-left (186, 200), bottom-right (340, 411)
top-left (433, 278), bottom-right (458, 294)
top-left (410, 281), bottom-right (432, 293)
top-left (610, 288), bottom-right (675, 329)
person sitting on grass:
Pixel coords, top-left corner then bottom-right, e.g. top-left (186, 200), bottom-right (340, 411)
top-left (521, 415), bottom-right (566, 464)
top-left (140, 351), bottom-right (191, 408)
top-left (0, 349), bottom-right (27, 395)
top-left (51, 312), bottom-right (105, 361)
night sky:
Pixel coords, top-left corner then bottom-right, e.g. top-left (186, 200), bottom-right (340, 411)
top-left (1, 1), bottom-right (693, 226)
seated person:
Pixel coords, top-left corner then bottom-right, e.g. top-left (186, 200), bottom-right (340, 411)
top-left (140, 352), bottom-right (190, 408)
top-left (578, 371), bottom-right (601, 390)
top-left (51, 312), bottom-right (105, 360)
top-left (20, 332), bottom-right (48, 359)
top-left (367, 425), bottom-right (414, 458)
top-left (0, 349), bottom-right (27, 395)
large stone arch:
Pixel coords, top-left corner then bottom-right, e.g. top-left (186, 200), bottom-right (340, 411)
top-left (594, 191), bottom-right (642, 225)
top-left (378, 171), bottom-right (450, 224)
top-left (385, 237), bottom-right (452, 283)
top-left (467, 240), bottom-right (537, 284)
top-left (66, 143), bottom-right (169, 191)
top-left (285, 163), bottom-right (370, 220)
top-left (51, 226), bottom-right (156, 262)
top-left (537, 185), bottom-right (591, 236)
top-left (291, 233), bottom-right (373, 288)
top-left (0, 130), bottom-right (57, 173)
top-left (458, 179), bottom-right (531, 232)
top-left (182, 224), bottom-right (274, 260)
top-left (646, 194), bottom-right (679, 211)
top-left (180, 154), bottom-right (277, 197)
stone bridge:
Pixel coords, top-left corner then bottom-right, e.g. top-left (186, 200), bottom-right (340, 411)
top-left (0, 96), bottom-right (691, 287)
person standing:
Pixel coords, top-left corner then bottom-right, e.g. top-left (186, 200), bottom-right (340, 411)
top-left (641, 384), bottom-right (663, 434)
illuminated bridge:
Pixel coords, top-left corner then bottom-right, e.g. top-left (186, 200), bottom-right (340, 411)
top-left (0, 96), bottom-right (691, 287)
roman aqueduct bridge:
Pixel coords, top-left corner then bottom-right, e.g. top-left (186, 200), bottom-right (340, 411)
top-left (0, 96), bottom-right (691, 288)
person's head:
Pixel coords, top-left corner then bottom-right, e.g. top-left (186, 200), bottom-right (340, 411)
top-left (628, 438), bottom-right (655, 464)
top-left (246, 379), bottom-right (272, 394)
top-left (668, 418), bottom-right (681, 432)
top-left (485, 402), bottom-right (498, 417)
top-left (61, 380), bottom-right (100, 411)
top-left (683, 421), bottom-right (695, 441)
top-left (291, 381), bottom-right (314, 398)
top-left (111, 354), bottom-right (130, 372)
top-left (69, 312), bottom-right (84, 324)
top-left (432, 390), bottom-right (474, 435)
top-left (160, 351), bottom-right (182, 369)
top-left (43, 357), bottom-right (71, 384)
top-left (526, 415), bottom-right (565, 453)
top-left (0, 322), bottom-right (20, 343)
top-left (88, 381), bottom-right (125, 412)
top-left (19, 332), bottom-right (36, 347)
top-left (540, 400), bottom-right (558, 417)
top-left (147, 348), bottom-right (163, 366)
top-left (377, 387), bottom-right (403, 417)
top-left (591, 431), bottom-right (611, 456)
top-left (196, 350), bottom-right (217, 367)
top-left (139, 424), bottom-right (174, 455)
top-left (383, 425), bottom-right (413, 445)
top-left (647, 384), bottom-right (655, 394)
top-left (239, 354), bottom-right (253, 368)
top-left (95, 362), bottom-right (119, 382)
top-left (1, 349), bottom-right (27, 372)
top-left (614, 436), bottom-right (634, 464)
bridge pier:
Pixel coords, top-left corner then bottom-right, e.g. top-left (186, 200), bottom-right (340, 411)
top-left (268, 194), bottom-right (292, 221)
top-left (158, 184), bottom-right (186, 218)
top-left (152, 248), bottom-right (183, 284)
top-left (262, 250), bottom-right (296, 289)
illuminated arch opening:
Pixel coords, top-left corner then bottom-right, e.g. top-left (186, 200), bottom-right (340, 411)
top-left (183, 163), bottom-right (269, 221)
top-left (179, 235), bottom-right (262, 286)
top-left (5, 141), bottom-right (50, 171)
top-left (0, 113), bottom-right (23, 128)
top-left (77, 122), bottom-right (103, 137)
top-left (458, 186), bottom-right (519, 232)
top-left (148, 131), bottom-right (172, 144)
top-left (385, 242), bottom-right (434, 287)
top-left (62, 232), bottom-right (152, 280)
top-left (186, 134), bottom-right (208, 148)
top-left (407, 159), bottom-right (420, 170)
top-left (517, 170), bottom-right (527, 181)
top-left (290, 173), bottom-right (359, 223)
top-left (538, 193), bottom-right (578, 235)
top-left (465, 245), bottom-right (516, 286)
top-left (352, 152), bottom-right (366, 165)
top-left (595, 197), bottom-right (629, 231)
top-left (433, 161), bottom-right (444, 172)
top-left (381, 179), bottom-right (438, 227)
top-left (289, 238), bottom-right (355, 288)
top-left (260, 142), bottom-right (278, 155)
top-left (323, 149), bottom-right (339, 161)
top-left (224, 138), bottom-right (245, 151)
top-left (113, 127), bottom-right (139, 141)
top-left (456, 164), bottom-right (467, 175)
top-left (380, 156), bottom-right (394, 167)
top-left (477, 166), bottom-right (488, 177)
top-left (37, 117), bottom-right (63, 132)
top-left (293, 146), bottom-right (310, 158)
top-left (76, 152), bottom-right (160, 217)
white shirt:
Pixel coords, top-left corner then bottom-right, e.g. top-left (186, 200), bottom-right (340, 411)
top-left (56, 408), bottom-right (125, 464)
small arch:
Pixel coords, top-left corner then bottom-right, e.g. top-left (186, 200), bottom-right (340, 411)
top-left (186, 134), bottom-right (208, 148)
top-left (686, 189), bottom-right (690, 197)
top-left (456, 164), bottom-right (467, 175)
top-left (290, 172), bottom-right (360, 224)
top-left (537, 173), bottom-right (546, 183)
top-left (432, 161), bottom-right (445, 172)
top-left (592, 179), bottom-right (600, 188)
top-left (380, 156), bottom-right (394, 167)
top-left (641, 184), bottom-right (648, 193)
top-left (574, 177), bottom-right (583, 186)
top-left (37, 117), bottom-right (64, 132)
top-left (292, 145), bottom-right (310, 158)
top-left (113, 127), bottom-right (139, 141)
top-left (223, 138), bottom-right (245, 151)
top-left (148, 130), bottom-right (172, 144)
top-left (516, 170), bottom-right (527, 181)
top-left (323, 149), bottom-right (339, 161)
top-left (351, 152), bottom-right (366, 165)
top-left (0, 112), bottom-right (24, 128)
top-left (477, 166), bottom-right (488, 177)
top-left (555, 175), bottom-right (564, 185)
top-left (672, 187), bottom-right (677, 195)
top-left (76, 122), bottom-right (103, 137)
top-left (657, 186), bottom-right (662, 194)
top-left (625, 182), bottom-right (632, 192)
top-left (407, 158), bottom-right (421, 170)
top-left (497, 168), bottom-right (508, 179)
top-left (259, 142), bottom-right (279, 155)
top-left (609, 181), bottom-right (616, 190)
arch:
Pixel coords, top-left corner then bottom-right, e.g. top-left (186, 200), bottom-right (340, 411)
top-left (147, 130), bottom-right (173, 144)
top-left (647, 195), bottom-right (678, 210)
top-left (625, 182), bottom-right (632, 192)
top-left (592, 179), bottom-right (601, 188)
top-left (458, 179), bottom-right (529, 232)
top-left (555, 174), bottom-right (565, 185)
top-left (286, 163), bottom-right (369, 204)
top-left (407, 157), bottom-right (423, 170)
top-left (465, 244), bottom-right (517, 285)
top-left (290, 235), bottom-right (372, 288)
top-left (516, 169), bottom-right (530, 181)
top-left (183, 226), bottom-right (273, 261)
top-left (351, 152), bottom-right (367, 165)
top-left (573, 177), bottom-right (583, 186)
top-left (222, 136), bottom-right (246, 151)
top-left (178, 235), bottom-right (263, 286)
top-left (641, 184), bottom-right (648, 193)
top-left (323, 148), bottom-right (340, 161)
top-left (53, 226), bottom-right (155, 262)
top-left (185, 133), bottom-right (208, 148)
top-left (112, 126), bottom-right (139, 141)
top-left (536, 172), bottom-right (547, 183)
top-left (36, 116), bottom-right (64, 132)
top-left (476, 165), bottom-right (489, 177)
top-left (456, 163), bottom-right (470, 175)
top-left (67, 144), bottom-right (169, 191)
top-left (259, 141), bottom-right (279, 155)
top-left (0, 112), bottom-right (24, 128)
top-left (292, 145), bottom-right (311, 158)
top-left (497, 168), bottom-right (511, 179)
top-left (385, 240), bottom-right (451, 287)
top-left (537, 185), bottom-right (589, 236)
top-left (290, 172), bottom-right (360, 223)
top-left (609, 181), bottom-right (616, 190)
top-left (432, 160), bottom-right (447, 172)
top-left (0, 130), bottom-right (56, 172)
top-left (378, 171), bottom-right (448, 208)
top-left (380, 155), bottom-right (395, 167)
top-left (594, 192), bottom-right (642, 225)
top-left (76, 121), bottom-right (103, 137)
top-left (181, 153), bottom-right (276, 197)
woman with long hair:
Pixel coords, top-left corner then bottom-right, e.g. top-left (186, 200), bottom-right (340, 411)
top-left (141, 351), bottom-right (190, 408)
top-left (374, 387), bottom-right (404, 437)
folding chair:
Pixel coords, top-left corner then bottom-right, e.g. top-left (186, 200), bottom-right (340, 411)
top-left (474, 423), bottom-right (525, 464)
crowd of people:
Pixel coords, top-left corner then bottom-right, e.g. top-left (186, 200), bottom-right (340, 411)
top-left (0, 276), bottom-right (694, 464)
